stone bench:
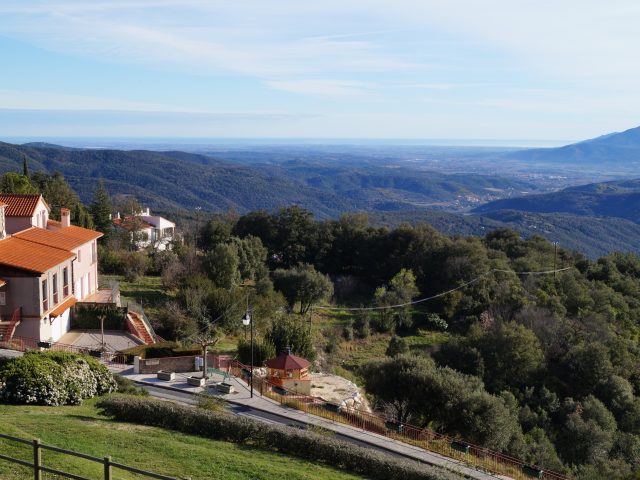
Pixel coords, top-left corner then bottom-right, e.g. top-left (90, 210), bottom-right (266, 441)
top-left (216, 382), bottom-right (235, 394)
top-left (157, 371), bottom-right (175, 381)
top-left (187, 376), bottom-right (206, 387)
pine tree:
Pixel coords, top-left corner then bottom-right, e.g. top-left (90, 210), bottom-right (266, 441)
top-left (22, 154), bottom-right (29, 178)
top-left (91, 180), bottom-right (112, 241)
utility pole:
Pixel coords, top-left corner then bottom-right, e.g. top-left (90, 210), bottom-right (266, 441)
top-left (553, 242), bottom-right (558, 278)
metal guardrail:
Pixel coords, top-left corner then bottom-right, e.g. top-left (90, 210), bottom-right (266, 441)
top-left (0, 433), bottom-right (187, 480)
top-left (228, 360), bottom-right (567, 480)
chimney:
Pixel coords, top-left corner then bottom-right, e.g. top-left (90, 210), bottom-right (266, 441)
top-left (60, 208), bottom-right (71, 228)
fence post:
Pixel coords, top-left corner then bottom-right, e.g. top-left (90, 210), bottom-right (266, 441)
top-left (33, 439), bottom-right (41, 480)
top-left (103, 456), bottom-right (112, 480)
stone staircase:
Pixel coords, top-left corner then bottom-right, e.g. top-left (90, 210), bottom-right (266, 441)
top-left (0, 308), bottom-right (22, 343)
top-left (127, 311), bottom-right (155, 345)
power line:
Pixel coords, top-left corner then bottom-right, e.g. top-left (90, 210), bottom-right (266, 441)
top-left (314, 267), bottom-right (572, 312)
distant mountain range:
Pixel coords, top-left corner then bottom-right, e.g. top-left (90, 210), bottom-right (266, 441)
top-left (0, 141), bottom-right (534, 218)
top-left (474, 178), bottom-right (640, 223)
top-left (508, 125), bottom-right (640, 167)
top-left (2, 125), bottom-right (640, 259)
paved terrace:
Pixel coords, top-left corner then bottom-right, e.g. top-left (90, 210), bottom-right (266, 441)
top-left (117, 367), bottom-right (510, 480)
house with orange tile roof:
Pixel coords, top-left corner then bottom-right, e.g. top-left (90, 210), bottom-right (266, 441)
top-left (113, 207), bottom-right (176, 251)
top-left (0, 193), bottom-right (50, 234)
top-left (0, 197), bottom-right (103, 344)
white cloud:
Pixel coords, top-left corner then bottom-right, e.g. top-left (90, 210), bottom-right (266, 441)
top-left (265, 80), bottom-right (373, 97)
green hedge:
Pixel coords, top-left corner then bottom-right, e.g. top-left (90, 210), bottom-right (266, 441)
top-left (72, 303), bottom-right (127, 330)
top-left (97, 396), bottom-right (461, 480)
top-left (121, 342), bottom-right (200, 360)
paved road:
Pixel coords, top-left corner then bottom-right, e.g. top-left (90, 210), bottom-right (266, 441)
top-left (141, 384), bottom-right (399, 455)
top-left (130, 373), bottom-right (508, 480)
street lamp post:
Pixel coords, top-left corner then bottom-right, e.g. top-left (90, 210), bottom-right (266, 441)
top-left (242, 307), bottom-right (254, 398)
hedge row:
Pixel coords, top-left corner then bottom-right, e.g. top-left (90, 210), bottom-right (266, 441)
top-left (97, 396), bottom-right (461, 480)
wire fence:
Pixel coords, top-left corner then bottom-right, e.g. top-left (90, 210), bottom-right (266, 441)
top-left (229, 360), bottom-right (568, 480)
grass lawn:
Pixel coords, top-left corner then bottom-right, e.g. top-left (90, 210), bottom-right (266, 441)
top-left (0, 398), bottom-right (364, 480)
top-left (100, 274), bottom-right (173, 319)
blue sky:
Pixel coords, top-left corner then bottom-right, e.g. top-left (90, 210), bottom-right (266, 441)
top-left (1, 1), bottom-right (639, 141)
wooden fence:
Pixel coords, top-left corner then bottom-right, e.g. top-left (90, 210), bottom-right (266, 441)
top-left (0, 433), bottom-right (188, 480)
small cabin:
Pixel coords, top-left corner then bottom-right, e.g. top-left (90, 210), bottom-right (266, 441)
top-left (265, 351), bottom-right (311, 395)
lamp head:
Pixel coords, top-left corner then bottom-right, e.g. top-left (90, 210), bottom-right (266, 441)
top-left (242, 312), bottom-right (251, 326)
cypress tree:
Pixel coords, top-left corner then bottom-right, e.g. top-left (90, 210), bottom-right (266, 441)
top-left (91, 180), bottom-right (112, 241)
top-left (22, 154), bottom-right (29, 178)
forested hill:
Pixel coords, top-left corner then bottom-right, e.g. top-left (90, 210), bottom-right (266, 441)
top-left (507, 125), bottom-right (640, 167)
top-left (473, 178), bottom-right (640, 222)
top-left (0, 141), bottom-right (533, 217)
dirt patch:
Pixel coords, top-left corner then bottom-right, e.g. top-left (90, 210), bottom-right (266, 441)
top-left (310, 373), bottom-right (371, 412)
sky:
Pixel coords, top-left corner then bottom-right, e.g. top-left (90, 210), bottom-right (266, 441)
top-left (1, 1), bottom-right (640, 142)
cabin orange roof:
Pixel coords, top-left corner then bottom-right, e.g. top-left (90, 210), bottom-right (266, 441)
top-left (265, 352), bottom-right (311, 370)
top-left (0, 194), bottom-right (48, 217)
top-left (47, 219), bottom-right (61, 227)
top-left (14, 227), bottom-right (101, 251)
top-left (0, 237), bottom-right (75, 273)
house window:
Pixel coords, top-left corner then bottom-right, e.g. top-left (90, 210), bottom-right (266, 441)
top-left (77, 248), bottom-right (82, 262)
top-left (42, 279), bottom-right (48, 311)
top-left (52, 273), bottom-right (58, 305)
top-left (63, 267), bottom-right (69, 297)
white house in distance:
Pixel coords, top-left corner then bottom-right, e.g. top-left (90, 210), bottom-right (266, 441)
top-left (0, 195), bottom-right (102, 344)
top-left (113, 207), bottom-right (176, 251)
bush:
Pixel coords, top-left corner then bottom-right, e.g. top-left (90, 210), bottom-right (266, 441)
top-left (113, 375), bottom-right (149, 396)
top-left (121, 342), bottom-right (200, 360)
top-left (98, 396), bottom-right (459, 480)
top-left (0, 351), bottom-right (116, 405)
top-left (237, 338), bottom-right (275, 366)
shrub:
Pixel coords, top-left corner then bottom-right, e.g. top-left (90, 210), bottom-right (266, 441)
top-left (113, 374), bottom-right (149, 396)
top-left (97, 396), bottom-right (459, 480)
top-left (0, 351), bottom-right (116, 405)
top-left (237, 338), bottom-right (276, 366)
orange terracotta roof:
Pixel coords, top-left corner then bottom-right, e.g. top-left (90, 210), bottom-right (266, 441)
top-left (114, 216), bottom-right (154, 231)
top-left (47, 219), bottom-right (61, 227)
top-left (50, 296), bottom-right (77, 318)
top-left (265, 352), bottom-right (311, 370)
top-left (0, 237), bottom-right (75, 273)
top-left (14, 227), bottom-right (100, 251)
top-left (0, 194), bottom-right (48, 217)
top-left (57, 225), bottom-right (103, 243)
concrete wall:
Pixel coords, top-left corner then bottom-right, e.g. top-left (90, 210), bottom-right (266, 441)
top-left (5, 217), bottom-right (33, 235)
top-left (136, 353), bottom-right (218, 374)
top-left (73, 240), bottom-right (98, 300)
top-left (0, 275), bottom-right (40, 319)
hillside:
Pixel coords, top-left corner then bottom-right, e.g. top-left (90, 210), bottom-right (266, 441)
top-left (508, 125), bottom-right (640, 167)
top-left (474, 178), bottom-right (640, 222)
top-left (369, 209), bottom-right (640, 259)
top-left (0, 141), bottom-right (534, 218)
